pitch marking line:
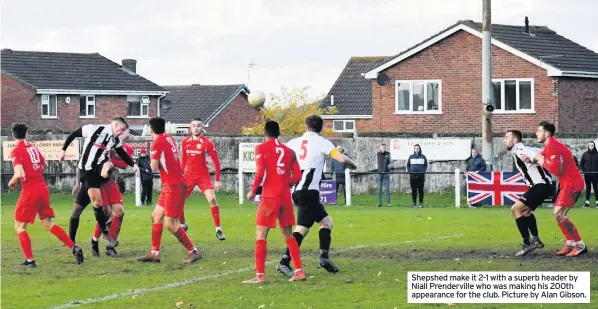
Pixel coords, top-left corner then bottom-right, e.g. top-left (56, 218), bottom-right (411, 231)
top-left (47, 233), bottom-right (463, 309)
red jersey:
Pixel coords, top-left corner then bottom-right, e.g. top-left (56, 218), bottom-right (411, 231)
top-left (541, 137), bottom-right (584, 185)
top-left (150, 134), bottom-right (185, 185)
top-left (180, 135), bottom-right (221, 181)
top-left (110, 143), bottom-right (134, 169)
top-left (10, 140), bottom-right (46, 187)
top-left (251, 138), bottom-right (301, 197)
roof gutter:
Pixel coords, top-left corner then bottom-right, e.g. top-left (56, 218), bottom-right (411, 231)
top-left (36, 89), bottom-right (169, 96)
top-left (554, 71), bottom-right (598, 79)
top-left (321, 115), bottom-right (373, 119)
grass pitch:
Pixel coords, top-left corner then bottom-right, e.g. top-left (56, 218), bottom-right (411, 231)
top-left (1, 192), bottom-right (596, 309)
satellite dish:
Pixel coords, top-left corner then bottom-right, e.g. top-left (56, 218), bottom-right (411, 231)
top-left (376, 73), bottom-right (390, 86)
top-left (161, 99), bottom-right (173, 111)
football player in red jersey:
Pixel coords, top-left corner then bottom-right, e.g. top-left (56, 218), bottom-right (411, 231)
top-left (137, 117), bottom-right (202, 264)
top-left (244, 120), bottom-right (305, 283)
top-left (9, 123), bottom-right (84, 268)
top-left (180, 118), bottom-right (225, 240)
top-left (534, 121), bottom-right (587, 257)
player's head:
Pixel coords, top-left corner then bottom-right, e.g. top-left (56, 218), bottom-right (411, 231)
top-left (190, 118), bottom-right (204, 137)
top-left (305, 114), bottom-right (323, 134)
top-left (380, 143), bottom-right (387, 152)
top-left (504, 130), bottom-right (522, 150)
top-left (148, 117), bottom-right (166, 138)
top-left (264, 120), bottom-right (280, 138)
top-left (413, 144), bottom-right (421, 154)
top-left (120, 129), bottom-right (130, 141)
top-left (588, 141), bottom-right (596, 152)
top-left (536, 121), bottom-right (555, 143)
top-left (111, 117), bottom-right (129, 137)
top-left (12, 123), bottom-right (28, 140)
top-left (140, 148), bottom-right (147, 157)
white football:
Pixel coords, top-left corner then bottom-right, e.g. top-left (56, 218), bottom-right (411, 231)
top-left (248, 90), bottom-right (266, 108)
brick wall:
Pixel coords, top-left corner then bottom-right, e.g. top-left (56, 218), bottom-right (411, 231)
top-left (557, 77), bottom-right (598, 134)
top-left (1, 73), bottom-right (160, 131)
top-left (371, 30), bottom-right (559, 134)
top-left (208, 94), bottom-right (259, 134)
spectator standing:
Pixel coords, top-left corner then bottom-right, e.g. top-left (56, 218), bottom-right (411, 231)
top-left (407, 144), bottom-right (428, 208)
top-left (465, 148), bottom-right (486, 208)
top-left (376, 143), bottom-right (392, 207)
top-left (137, 148), bottom-right (153, 205)
top-left (331, 145), bottom-right (347, 205)
top-left (580, 141), bottom-right (598, 208)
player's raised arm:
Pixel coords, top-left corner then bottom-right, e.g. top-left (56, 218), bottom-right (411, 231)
top-left (324, 140), bottom-right (356, 169)
top-left (250, 145), bottom-right (266, 196)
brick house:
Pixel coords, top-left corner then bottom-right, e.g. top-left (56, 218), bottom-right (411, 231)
top-left (321, 19), bottom-right (598, 135)
top-left (161, 84), bottom-right (258, 135)
top-left (1, 49), bottom-right (168, 133)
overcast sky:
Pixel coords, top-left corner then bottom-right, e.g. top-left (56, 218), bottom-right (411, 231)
top-left (2, 0), bottom-right (597, 99)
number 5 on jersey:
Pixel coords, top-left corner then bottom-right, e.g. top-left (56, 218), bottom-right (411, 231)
top-left (299, 140), bottom-right (308, 160)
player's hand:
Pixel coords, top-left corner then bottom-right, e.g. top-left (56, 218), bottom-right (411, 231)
top-left (72, 183), bottom-right (80, 196)
top-left (246, 191), bottom-right (255, 201)
top-left (214, 181), bottom-right (221, 192)
top-left (58, 150), bottom-right (66, 162)
top-left (8, 178), bottom-right (18, 189)
top-left (534, 154), bottom-right (545, 165)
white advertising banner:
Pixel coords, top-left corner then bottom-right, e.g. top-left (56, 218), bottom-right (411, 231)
top-left (390, 138), bottom-right (471, 161)
top-left (3, 140), bottom-right (80, 161)
top-left (239, 143), bottom-right (260, 172)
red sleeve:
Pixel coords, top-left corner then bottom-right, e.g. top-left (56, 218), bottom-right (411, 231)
top-left (111, 151), bottom-right (128, 169)
top-left (541, 144), bottom-right (563, 176)
top-left (290, 154), bottom-right (301, 186)
top-left (180, 137), bottom-right (188, 170)
top-left (150, 139), bottom-right (162, 160)
top-left (10, 148), bottom-right (23, 166)
top-left (251, 145), bottom-right (266, 194)
top-left (207, 141), bottom-right (221, 181)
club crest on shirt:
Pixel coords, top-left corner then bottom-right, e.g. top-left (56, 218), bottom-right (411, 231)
top-left (197, 144), bottom-right (202, 149)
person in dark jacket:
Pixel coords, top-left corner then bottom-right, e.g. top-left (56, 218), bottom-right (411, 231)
top-left (580, 141), bottom-right (598, 208)
top-left (465, 148), bottom-right (486, 208)
top-left (376, 143), bottom-right (392, 207)
top-left (331, 145), bottom-right (347, 204)
top-left (407, 144), bottom-right (428, 208)
top-left (137, 148), bottom-right (153, 206)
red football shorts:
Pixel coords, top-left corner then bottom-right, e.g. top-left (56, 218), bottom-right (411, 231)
top-left (555, 182), bottom-right (583, 208)
top-left (256, 193), bottom-right (295, 228)
top-left (185, 174), bottom-right (214, 197)
top-left (100, 181), bottom-right (123, 206)
top-left (157, 183), bottom-right (187, 218)
top-left (15, 185), bottom-right (55, 224)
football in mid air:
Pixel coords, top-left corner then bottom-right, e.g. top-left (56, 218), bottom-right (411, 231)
top-left (248, 90), bottom-right (266, 108)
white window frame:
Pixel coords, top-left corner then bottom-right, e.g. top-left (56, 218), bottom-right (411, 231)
top-left (491, 78), bottom-right (535, 114)
top-left (80, 95), bottom-right (96, 118)
top-left (394, 80), bottom-right (442, 114)
top-left (332, 120), bottom-right (356, 132)
top-left (126, 95), bottom-right (150, 118)
top-left (41, 94), bottom-right (58, 119)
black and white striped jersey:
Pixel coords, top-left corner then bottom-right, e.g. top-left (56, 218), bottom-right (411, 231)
top-left (511, 143), bottom-right (552, 186)
top-left (78, 124), bottom-right (122, 171)
top-left (286, 132), bottom-right (335, 191)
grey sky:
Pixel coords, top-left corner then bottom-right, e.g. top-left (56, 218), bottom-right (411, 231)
top-left (2, 0), bottom-right (597, 99)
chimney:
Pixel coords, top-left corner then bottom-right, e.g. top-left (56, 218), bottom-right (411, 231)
top-left (524, 16), bottom-right (530, 34)
top-left (122, 59), bottom-right (137, 74)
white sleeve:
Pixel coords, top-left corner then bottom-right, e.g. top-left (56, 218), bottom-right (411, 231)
top-left (81, 124), bottom-right (96, 137)
top-left (319, 138), bottom-right (335, 157)
top-left (285, 138), bottom-right (301, 154)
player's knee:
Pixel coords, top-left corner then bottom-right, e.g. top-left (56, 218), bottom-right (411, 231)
top-left (71, 205), bottom-right (83, 217)
top-left (165, 220), bottom-right (178, 233)
top-left (14, 223), bottom-right (26, 234)
top-left (320, 217), bottom-right (333, 229)
top-left (41, 220), bottom-right (54, 231)
top-left (112, 205), bottom-right (124, 217)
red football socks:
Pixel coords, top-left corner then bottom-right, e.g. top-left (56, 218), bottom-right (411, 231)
top-left (211, 206), bottom-right (221, 228)
top-left (50, 225), bottom-right (74, 249)
top-left (173, 227), bottom-right (195, 251)
top-left (18, 231), bottom-right (34, 260)
top-left (560, 218), bottom-right (582, 242)
top-left (93, 223), bottom-right (102, 240)
top-left (152, 223), bottom-right (163, 251)
top-left (286, 237), bottom-right (302, 270)
top-left (255, 239), bottom-right (267, 274)
top-left (109, 215), bottom-right (123, 240)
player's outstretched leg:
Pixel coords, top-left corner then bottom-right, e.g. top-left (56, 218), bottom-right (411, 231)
top-left (281, 227), bottom-right (306, 282)
top-left (106, 204), bottom-right (124, 257)
top-left (205, 189), bottom-right (225, 241)
top-left (318, 217), bottom-right (339, 273)
top-left (511, 202), bottom-right (537, 257)
top-left (41, 218), bottom-right (84, 265)
top-left (69, 203), bottom-right (85, 242)
top-left (166, 217), bottom-right (201, 264)
top-left (138, 206), bottom-right (164, 263)
top-left (90, 188), bottom-right (118, 249)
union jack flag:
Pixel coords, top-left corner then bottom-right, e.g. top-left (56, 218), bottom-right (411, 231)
top-left (466, 171), bottom-right (529, 206)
